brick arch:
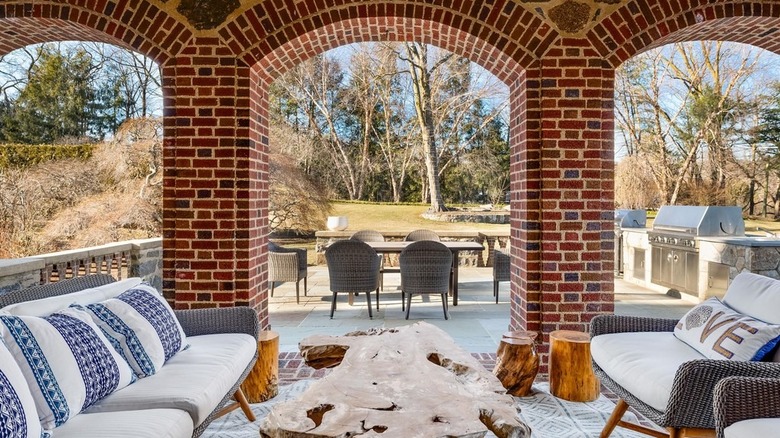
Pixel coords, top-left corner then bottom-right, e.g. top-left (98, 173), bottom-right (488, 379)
top-left (590, 0), bottom-right (780, 66)
top-left (224, 1), bottom-right (549, 71)
top-left (0, 1), bottom-right (194, 63)
top-left (248, 17), bottom-right (525, 86)
top-left (241, 15), bottom-right (537, 331)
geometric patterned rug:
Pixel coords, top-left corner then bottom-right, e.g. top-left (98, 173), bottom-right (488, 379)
top-left (516, 383), bottom-right (647, 437)
top-left (203, 380), bottom-right (648, 438)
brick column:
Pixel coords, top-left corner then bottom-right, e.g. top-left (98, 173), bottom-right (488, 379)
top-left (162, 38), bottom-right (267, 328)
top-left (512, 40), bottom-right (616, 369)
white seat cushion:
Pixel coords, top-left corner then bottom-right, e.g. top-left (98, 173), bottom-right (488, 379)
top-left (724, 418), bottom-right (780, 438)
top-left (87, 333), bottom-right (256, 426)
top-left (591, 332), bottom-right (704, 412)
top-left (54, 408), bottom-right (193, 438)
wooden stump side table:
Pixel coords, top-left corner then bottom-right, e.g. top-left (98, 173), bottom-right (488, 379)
top-left (240, 330), bottom-right (279, 403)
top-left (493, 331), bottom-right (539, 396)
top-left (548, 330), bottom-right (600, 402)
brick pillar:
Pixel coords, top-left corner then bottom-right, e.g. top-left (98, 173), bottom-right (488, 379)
top-left (162, 38), bottom-right (267, 328)
top-left (511, 40), bottom-right (615, 370)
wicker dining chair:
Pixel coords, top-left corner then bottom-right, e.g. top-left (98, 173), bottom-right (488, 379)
top-left (351, 229), bottom-right (397, 292)
top-left (325, 239), bottom-right (381, 319)
top-left (404, 229), bottom-right (441, 241)
top-left (268, 241), bottom-right (307, 304)
top-left (493, 248), bottom-right (511, 304)
top-left (399, 240), bottom-right (453, 320)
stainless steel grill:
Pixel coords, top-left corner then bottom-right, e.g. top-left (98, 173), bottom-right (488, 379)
top-left (615, 210), bottom-right (646, 276)
top-left (649, 206), bottom-right (744, 295)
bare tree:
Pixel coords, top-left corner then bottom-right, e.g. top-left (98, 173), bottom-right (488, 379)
top-left (369, 44), bottom-right (416, 203)
top-left (615, 41), bottom-right (762, 206)
top-left (274, 55), bottom-right (372, 200)
top-left (400, 43), bottom-right (449, 211)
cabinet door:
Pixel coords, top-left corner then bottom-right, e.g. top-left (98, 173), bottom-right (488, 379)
top-left (685, 251), bottom-right (699, 294)
top-left (651, 246), bottom-right (662, 284)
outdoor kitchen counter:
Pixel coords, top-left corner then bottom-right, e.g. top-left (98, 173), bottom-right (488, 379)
top-left (698, 235), bottom-right (780, 247)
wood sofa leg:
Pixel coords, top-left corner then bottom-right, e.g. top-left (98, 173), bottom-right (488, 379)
top-left (234, 388), bottom-right (256, 422)
top-left (600, 398), bottom-right (671, 438)
top-left (601, 399), bottom-right (629, 438)
top-left (667, 428), bottom-right (681, 438)
top-left (678, 428), bottom-right (715, 438)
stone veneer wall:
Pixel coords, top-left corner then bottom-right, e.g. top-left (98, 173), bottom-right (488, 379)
top-left (699, 240), bottom-right (780, 281)
top-left (129, 238), bottom-right (164, 292)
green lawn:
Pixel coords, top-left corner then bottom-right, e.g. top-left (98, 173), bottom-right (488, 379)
top-left (329, 202), bottom-right (509, 233)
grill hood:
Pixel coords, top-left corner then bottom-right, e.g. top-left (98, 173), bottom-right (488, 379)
top-left (615, 209), bottom-right (647, 228)
top-left (652, 206), bottom-right (745, 237)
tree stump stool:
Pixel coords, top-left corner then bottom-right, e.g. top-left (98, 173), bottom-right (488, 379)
top-left (493, 331), bottom-right (539, 396)
top-left (240, 330), bottom-right (279, 403)
top-left (549, 330), bottom-right (600, 402)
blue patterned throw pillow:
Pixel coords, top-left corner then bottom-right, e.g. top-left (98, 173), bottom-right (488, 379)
top-left (0, 339), bottom-right (47, 438)
top-left (0, 308), bottom-right (135, 431)
top-left (82, 283), bottom-right (188, 378)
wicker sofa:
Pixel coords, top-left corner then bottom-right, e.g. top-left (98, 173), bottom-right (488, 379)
top-left (591, 272), bottom-right (780, 437)
top-left (0, 274), bottom-right (259, 438)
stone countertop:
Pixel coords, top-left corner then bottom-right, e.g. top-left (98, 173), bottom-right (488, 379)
top-left (698, 235), bottom-right (780, 247)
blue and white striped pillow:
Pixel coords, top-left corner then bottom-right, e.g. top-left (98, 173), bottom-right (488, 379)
top-left (0, 338), bottom-right (48, 438)
top-left (0, 307), bottom-right (135, 431)
top-left (82, 283), bottom-right (188, 378)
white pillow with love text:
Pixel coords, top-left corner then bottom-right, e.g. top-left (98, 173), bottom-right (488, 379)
top-left (674, 297), bottom-right (780, 361)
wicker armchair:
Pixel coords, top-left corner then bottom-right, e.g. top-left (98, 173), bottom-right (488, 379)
top-left (404, 229), bottom-right (441, 241)
top-left (714, 376), bottom-right (780, 438)
top-left (399, 240), bottom-right (453, 320)
top-left (493, 248), bottom-right (510, 304)
top-left (591, 314), bottom-right (780, 437)
top-left (325, 239), bottom-right (381, 319)
top-left (268, 241), bottom-right (308, 304)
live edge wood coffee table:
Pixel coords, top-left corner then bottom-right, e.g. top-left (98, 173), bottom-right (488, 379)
top-left (259, 322), bottom-right (531, 438)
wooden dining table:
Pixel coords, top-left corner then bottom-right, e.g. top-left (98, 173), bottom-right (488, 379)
top-left (363, 240), bottom-right (484, 306)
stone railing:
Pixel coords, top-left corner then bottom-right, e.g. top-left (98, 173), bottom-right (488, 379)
top-left (314, 230), bottom-right (511, 267)
top-left (0, 238), bottom-right (162, 296)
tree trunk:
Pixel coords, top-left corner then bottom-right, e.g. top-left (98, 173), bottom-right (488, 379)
top-left (405, 43), bottom-right (446, 212)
